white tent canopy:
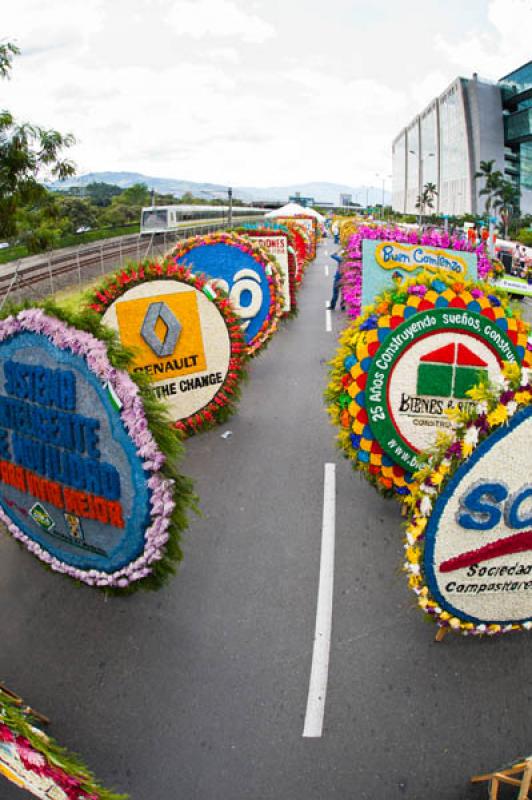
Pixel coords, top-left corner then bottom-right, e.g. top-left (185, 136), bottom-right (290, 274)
top-left (264, 202), bottom-right (325, 223)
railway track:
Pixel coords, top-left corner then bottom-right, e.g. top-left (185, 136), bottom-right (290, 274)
top-left (0, 216), bottom-right (263, 306)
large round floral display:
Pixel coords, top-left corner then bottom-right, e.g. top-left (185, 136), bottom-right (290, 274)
top-left (169, 232), bottom-right (283, 356)
top-left (91, 261), bottom-right (247, 435)
top-left (234, 226), bottom-right (297, 315)
top-left (327, 271), bottom-right (532, 497)
top-left (0, 307), bottom-right (194, 590)
top-left (404, 364), bottom-right (532, 636)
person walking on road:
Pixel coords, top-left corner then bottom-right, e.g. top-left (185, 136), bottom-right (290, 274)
top-left (518, 244), bottom-right (527, 276)
top-left (328, 251), bottom-right (345, 311)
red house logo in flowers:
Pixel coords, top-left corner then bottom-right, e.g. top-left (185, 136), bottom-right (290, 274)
top-left (416, 342), bottom-right (488, 399)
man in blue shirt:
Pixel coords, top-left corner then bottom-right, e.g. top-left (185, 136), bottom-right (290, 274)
top-left (328, 252), bottom-right (345, 310)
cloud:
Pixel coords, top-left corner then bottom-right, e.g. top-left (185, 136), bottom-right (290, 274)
top-left (165, 0), bottom-right (275, 43)
top-left (4, 0), bottom-right (524, 188)
top-left (435, 0), bottom-right (532, 79)
top-left (3, 0), bottom-right (105, 54)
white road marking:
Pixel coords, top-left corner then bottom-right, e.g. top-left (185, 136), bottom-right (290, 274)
top-left (325, 301), bottom-right (332, 332)
top-left (303, 462), bottom-right (336, 738)
top-left (324, 264), bottom-right (329, 277)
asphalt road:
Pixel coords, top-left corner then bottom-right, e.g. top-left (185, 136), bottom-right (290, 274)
top-left (0, 241), bottom-right (530, 800)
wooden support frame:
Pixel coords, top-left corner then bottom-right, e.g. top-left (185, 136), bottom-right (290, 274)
top-left (0, 683), bottom-right (50, 727)
top-left (471, 758), bottom-right (532, 799)
top-left (434, 626), bottom-right (448, 643)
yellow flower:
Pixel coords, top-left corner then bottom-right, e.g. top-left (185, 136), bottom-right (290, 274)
top-left (431, 470), bottom-right (445, 486)
top-left (408, 517), bottom-right (427, 540)
top-left (503, 362), bottom-right (521, 383)
top-left (515, 390), bottom-right (531, 405)
top-left (487, 404), bottom-right (508, 427)
top-left (444, 405), bottom-right (461, 422)
top-left (406, 546), bottom-right (421, 564)
top-left (402, 494), bottom-right (419, 512)
top-left (462, 441), bottom-right (474, 457)
top-left (467, 383), bottom-right (491, 402)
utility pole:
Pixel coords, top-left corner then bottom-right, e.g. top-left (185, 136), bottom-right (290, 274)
top-left (151, 187), bottom-right (155, 207)
top-left (228, 187), bottom-right (233, 227)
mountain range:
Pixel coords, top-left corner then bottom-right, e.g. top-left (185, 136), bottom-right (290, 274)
top-left (49, 171), bottom-right (391, 206)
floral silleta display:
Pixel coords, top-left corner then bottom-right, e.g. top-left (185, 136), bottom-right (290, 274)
top-left (88, 260), bottom-right (248, 436)
top-left (279, 214), bottom-right (318, 258)
top-left (403, 363), bottom-right (532, 637)
top-left (169, 231), bottom-right (284, 356)
top-left (273, 220), bottom-right (312, 275)
top-left (233, 226), bottom-right (298, 316)
top-left (253, 220), bottom-right (305, 284)
top-left (326, 270), bottom-right (532, 499)
top-left (0, 304), bottom-right (195, 591)
top-left (0, 687), bottom-right (127, 799)
top-left (340, 225), bottom-right (495, 319)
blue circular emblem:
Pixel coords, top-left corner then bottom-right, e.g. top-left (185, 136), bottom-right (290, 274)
top-left (175, 243), bottom-right (271, 343)
top-left (0, 332), bottom-right (150, 573)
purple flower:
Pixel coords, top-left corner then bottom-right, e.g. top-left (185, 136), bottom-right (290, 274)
top-left (407, 284), bottom-right (427, 296)
top-left (446, 441), bottom-right (463, 458)
top-left (360, 314), bottom-right (378, 330)
top-left (500, 390), bottom-right (515, 404)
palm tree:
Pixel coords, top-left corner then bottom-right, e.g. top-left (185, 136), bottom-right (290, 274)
top-left (493, 179), bottom-right (520, 239)
top-left (474, 159), bottom-right (504, 217)
top-left (415, 193), bottom-right (425, 226)
top-left (424, 182), bottom-right (438, 215)
top-left (415, 183), bottom-right (439, 227)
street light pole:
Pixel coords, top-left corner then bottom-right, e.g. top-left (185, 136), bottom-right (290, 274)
top-left (376, 172), bottom-right (392, 221)
top-left (228, 187), bottom-right (233, 228)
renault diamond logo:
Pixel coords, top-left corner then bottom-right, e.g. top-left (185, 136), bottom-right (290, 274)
top-left (140, 301), bottom-right (181, 357)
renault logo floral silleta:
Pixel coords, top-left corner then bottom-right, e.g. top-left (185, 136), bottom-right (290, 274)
top-left (140, 301), bottom-right (182, 357)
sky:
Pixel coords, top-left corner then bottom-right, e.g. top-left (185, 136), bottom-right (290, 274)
top-left (2, 0), bottom-right (532, 189)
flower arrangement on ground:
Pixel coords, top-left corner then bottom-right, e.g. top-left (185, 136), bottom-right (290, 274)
top-left (326, 270), bottom-right (532, 499)
top-left (88, 260), bottom-right (248, 436)
top-left (168, 231), bottom-right (284, 356)
top-left (0, 686), bottom-right (127, 799)
top-left (341, 225), bottom-right (495, 318)
top-left (402, 363), bottom-right (532, 637)
top-left (232, 226), bottom-right (298, 316)
top-left (0, 302), bottom-right (195, 592)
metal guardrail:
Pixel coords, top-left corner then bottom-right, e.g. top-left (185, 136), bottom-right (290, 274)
top-left (0, 216), bottom-right (264, 308)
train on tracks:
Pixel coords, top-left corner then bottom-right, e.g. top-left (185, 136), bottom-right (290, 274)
top-left (140, 204), bottom-right (264, 235)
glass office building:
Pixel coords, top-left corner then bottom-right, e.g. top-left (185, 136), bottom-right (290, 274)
top-left (500, 62), bottom-right (532, 214)
top-left (393, 61), bottom-right (532, 216)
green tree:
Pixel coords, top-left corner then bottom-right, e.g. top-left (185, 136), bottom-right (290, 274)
top-left (16, 192), bottom-right (65, 253)
top-left (57, 196), bottom-right (99, 234)
top-left (83, 181), bottom-right (122, 207)
top-left (0, 42), bottom-right (76, 242)
top-left (179, 191), bottom-right (199, 204)
top-left (119, 182), bottom-right (150, 206)
top-left (474, 159), bottom-right (503, 217)
top-left (415, 182), bottom-right (438, 226)
top-left (493, 179), bottom-right (520, 239)
top-left (100, 201), bottom-right (139, 227)
top-left (424, 182), bottom-right (438, 212)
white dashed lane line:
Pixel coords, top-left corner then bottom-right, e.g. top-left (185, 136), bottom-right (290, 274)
top-left (303, 462), bottom-right (336, 738)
